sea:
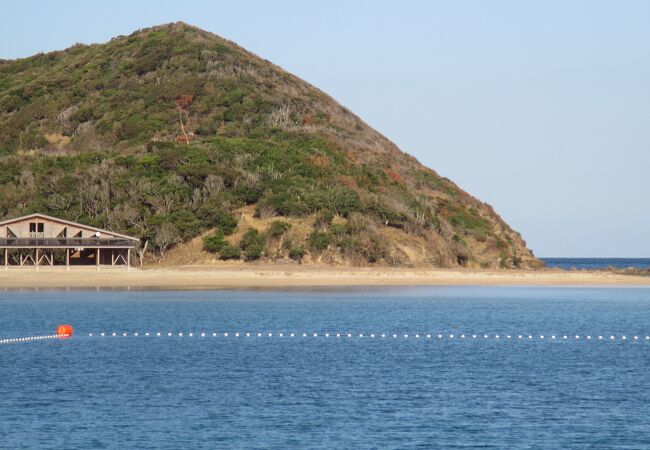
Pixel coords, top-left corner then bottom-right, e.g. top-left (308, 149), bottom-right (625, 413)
top-left (541, 257), bottom-right (650, 270)
top-left (2, 286), bottom-right (650, 449)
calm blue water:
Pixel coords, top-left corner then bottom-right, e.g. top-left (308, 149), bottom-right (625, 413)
top-left (542, 257), bottom-right (650, 270)
top-left (2, 287), bottom-right (650, 449)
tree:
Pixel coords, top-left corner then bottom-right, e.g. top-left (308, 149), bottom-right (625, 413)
top-left (155, 222), bottom-right (181, 260)
top-left (136, 239), bottom-right (149, 268)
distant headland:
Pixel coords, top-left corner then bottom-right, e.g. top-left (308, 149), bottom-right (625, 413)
top-left (0, 22), bottom-right (541, 269)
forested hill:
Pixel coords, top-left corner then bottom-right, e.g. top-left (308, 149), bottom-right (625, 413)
top-left (0, 22), bottom-right (541, 268)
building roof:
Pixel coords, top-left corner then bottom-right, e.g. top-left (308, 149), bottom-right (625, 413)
top-left (0, 213), bottom-right (139, 242)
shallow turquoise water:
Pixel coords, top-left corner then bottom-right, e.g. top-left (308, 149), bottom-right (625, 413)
top-left (542, 257), bottom-right (650, 270)
top-left (1, 287), bottom-right (649, 449)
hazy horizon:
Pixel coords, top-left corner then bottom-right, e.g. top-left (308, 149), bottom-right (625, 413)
top-left (2, 0), bottom-right (648, 257)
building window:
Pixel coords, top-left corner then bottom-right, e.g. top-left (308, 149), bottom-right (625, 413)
top-left (29, 222), bottom-right (44, 237)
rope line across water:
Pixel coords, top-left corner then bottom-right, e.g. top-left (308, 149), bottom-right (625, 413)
top-left (0, 334), bottom-right (69, 345)
top-left (85, 332), bottom-right (650, 341)
top-left (3, 332), bottom-right (650, 344)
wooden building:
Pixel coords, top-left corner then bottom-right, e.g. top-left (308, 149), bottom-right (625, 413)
top-left (0, 213), bottom-right (138, 269)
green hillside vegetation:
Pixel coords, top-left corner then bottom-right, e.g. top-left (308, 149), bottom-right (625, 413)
top-left (0, 22), bottom-right (541, 268)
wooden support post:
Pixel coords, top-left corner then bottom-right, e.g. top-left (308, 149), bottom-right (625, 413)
top-left (35, 248), bottom-right (39, 270)
top-left (66, 248), bottom-right (70, 271)
top-left (96, 248), bottom-right (100, 271)
top-left (4, 248), bottom-right (7, 271)
top-left (127, 248), bottom-right (131, 271)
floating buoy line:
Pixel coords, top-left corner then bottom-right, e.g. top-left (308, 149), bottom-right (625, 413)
top-left (0, 324), bottom-right (72, 345)
top-left (83, 332), bottom-right (650, 341)
top-left (0, 334), bottom-right (69, 344)
top-left (3, 326), bottom-right (650, 345)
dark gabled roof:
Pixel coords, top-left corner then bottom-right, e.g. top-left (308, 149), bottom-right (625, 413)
top-left (0, 213), bottom-right (139, 242)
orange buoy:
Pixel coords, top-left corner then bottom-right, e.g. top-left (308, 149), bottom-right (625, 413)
top-left (56, 324), bottom-right (73, 338)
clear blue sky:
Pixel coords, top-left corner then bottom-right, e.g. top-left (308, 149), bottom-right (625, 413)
top-left (2, 0), bottom-right (649, 257)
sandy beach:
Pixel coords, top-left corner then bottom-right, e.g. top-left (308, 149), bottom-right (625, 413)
top-left (1, 264), bottom-right (649, 290)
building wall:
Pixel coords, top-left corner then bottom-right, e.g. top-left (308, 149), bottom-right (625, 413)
top-left (1, 217), bottom-right (123, 239)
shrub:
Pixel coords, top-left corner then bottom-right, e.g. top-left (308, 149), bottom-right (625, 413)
top-left (217, 214), bottom-right (238, 235)
top-left (314, 210), bottom-right (334, 229)
top-left (308, 231), bottom-right (330, 251)
top-left (219, 244), bottom-right (241, 260)
top-left (329, 223), bottom-right (347, 236)
top-left (289, 245), bottom-right (305, 261)
top-left (337, 233), bottom-right (388, 263)
top-left (240, 228), bottom-right (266, 260)
top-left (268, 220), bottom-right (291, 238)
top-left (203, 230), bottom-right (226, 253)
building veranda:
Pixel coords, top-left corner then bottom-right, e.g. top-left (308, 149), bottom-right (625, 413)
top-left (0, 213), bottom-right (138, 270)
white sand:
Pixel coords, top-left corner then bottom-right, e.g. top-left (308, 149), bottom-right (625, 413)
top-left (1, 264), bottom-right (649, 289)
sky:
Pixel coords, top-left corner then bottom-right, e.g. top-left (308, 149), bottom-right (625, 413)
top-left (2, 0), bottom-right (649, 257)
